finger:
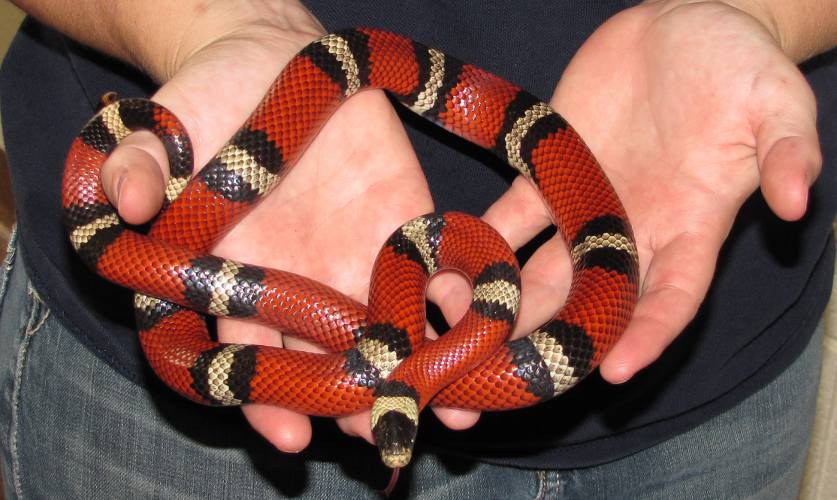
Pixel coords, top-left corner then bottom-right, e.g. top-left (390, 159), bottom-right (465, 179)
top-left (512, 235), bottom-right (572, 338)
top-left (336, 412), bottom-right (374, 444)
top-left (422, 178), bottom-right (557, 427)
top-left (431, 407), bottom-right (481, 430)
top-left (758, 135), bottom-right (821, 221)
top-left (599, 230), bottom-right (722, 383)
top-left (336, 404), bottom-right (482, 439)
top-left (425, 175), bottom-right (552, 325)
top-left (337, 406), bottom-right (481, 439)
top-left (100, 131), bottom-right (170, 224)
top-left (99, 33), bottom-right (317, 225)
top-left (482, 176), bottom-right (552, 249)
top-left (281, 332), bottom-right (363, 442)
top-left (751, 66), bottom-right (822, 221)
top-left (418, 239), bottom-right (572, 430)
top-left (399, 272), bottom-right (485, 430)
top-left (217, 318), bottom-right (315, 453)
top-left (242, 404), bottom-right (313, 453)
top-left (425, 270), bottom-right (472, 326)
top-left (147, 36), bottom-right (311, 169)
top-left (422, 197), bottom-right (566, 428)
top-left (222, 323), bottom-right (377, 448)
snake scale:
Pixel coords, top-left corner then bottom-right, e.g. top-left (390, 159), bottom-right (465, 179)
top-left (62, 28), bottom-right (639, 468)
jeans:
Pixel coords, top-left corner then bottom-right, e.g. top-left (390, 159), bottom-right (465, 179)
top-left (0, 231), bottom-right (822, 499)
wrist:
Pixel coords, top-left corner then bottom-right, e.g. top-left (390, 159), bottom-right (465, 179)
top-left (643, 0), bottom-right (837, 62)
top-left (131, 0), bottom-right (324, 82)
top-left (713, 0), bottom-right (805, 61)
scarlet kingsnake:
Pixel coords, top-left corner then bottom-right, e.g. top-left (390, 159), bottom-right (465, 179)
top-left (62, 28), bottom-right (639, 468)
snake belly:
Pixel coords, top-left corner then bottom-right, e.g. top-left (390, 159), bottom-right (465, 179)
top-left (62, 28), bottom-right (639, 464)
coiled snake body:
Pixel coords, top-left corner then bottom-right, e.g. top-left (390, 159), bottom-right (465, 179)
top-left (63, 28), bottom-right (639, 468)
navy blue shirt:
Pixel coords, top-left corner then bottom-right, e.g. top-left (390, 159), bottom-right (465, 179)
top-left (1, 1), bottom-right (835, 468)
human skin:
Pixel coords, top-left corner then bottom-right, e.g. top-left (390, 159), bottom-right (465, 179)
top-left (11, 0), bottom-right (837, 452)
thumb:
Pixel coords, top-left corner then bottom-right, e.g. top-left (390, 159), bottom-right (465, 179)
top-left (100, 129), bottom-right (170, 224)
top-left (99, 31), bottom-right (319, 224)
top-left (751, 64), bottom-right (822, 221)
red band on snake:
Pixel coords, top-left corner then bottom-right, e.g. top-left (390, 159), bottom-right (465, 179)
top-left (62, 28), bottom-right (639, 468)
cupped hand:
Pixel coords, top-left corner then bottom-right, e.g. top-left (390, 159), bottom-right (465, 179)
top-left (96, 1), bottom-right (477, 453)
top-left (465, 0), bottom-right (822, 385)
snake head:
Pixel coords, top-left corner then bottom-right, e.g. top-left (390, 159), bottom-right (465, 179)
top-left (372, 407), bottom-right (418, 468)
top-left (371, 383), bottom-right (420, 469)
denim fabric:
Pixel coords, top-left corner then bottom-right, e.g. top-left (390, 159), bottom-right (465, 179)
top-left (0, 234), bottom-right (821, 499)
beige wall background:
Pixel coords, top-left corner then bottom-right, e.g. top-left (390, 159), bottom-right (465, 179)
top-left (0, 1), bottom-right (23, 252)
top-left (0, 1), bottom-right (834, 497)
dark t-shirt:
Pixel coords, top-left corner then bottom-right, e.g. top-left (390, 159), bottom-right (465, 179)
top-left (1, 1), bottom-right (835, 468)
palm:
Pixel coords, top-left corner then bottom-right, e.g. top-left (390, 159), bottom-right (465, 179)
top-left (106, 26), bottom-right (434, 449)
top-left (556, 3), bottom-right (778, 215)
top-left (543, 2), bottom-right (818, 381)
top-left (213, 91), bottom-right (431, 305)
top-left (207, 88), bottom-right (433, 447)
top-left (210, 92), bottom-right (433, 447)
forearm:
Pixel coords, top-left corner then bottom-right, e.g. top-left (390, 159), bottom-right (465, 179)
top-left (8, 0), bottom-right (323, 81)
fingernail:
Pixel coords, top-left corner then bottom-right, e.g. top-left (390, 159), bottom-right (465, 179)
top-left (114, 172), bottom-right (128, 205)
top-left (604, 362), bottom-right (633, 385)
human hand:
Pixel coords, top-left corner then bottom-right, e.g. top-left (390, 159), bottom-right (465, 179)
top-left (94, 1), bottom-right (479, 453)
top-left (462, 0), bottom-right (822, 385)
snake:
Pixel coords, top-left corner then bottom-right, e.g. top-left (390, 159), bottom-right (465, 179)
top-left (62, 28), bottom-right (639, 469)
